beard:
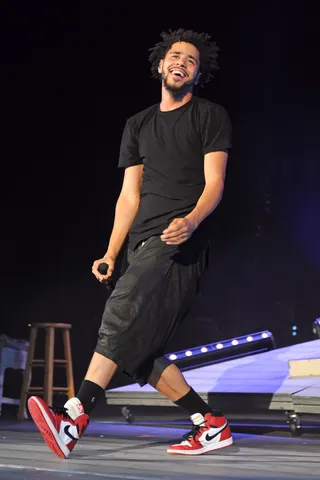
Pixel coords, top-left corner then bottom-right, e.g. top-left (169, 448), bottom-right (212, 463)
top-left (162, 72), bottom-right (194, 101)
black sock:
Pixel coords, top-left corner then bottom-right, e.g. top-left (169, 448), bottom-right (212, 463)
top-left (174, 387), bottom-right (223, 417)
top-left (76, 380), bottom-right (105, 416)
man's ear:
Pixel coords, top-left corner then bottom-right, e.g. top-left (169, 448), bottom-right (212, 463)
top-left (158, 59), bottom-right (163, 74)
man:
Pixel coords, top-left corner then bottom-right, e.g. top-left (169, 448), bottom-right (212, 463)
top-left (28, 28), bottom-right (233, 458)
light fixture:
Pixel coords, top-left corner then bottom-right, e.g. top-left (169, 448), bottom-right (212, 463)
top-left (165, 330), bottom-right (275, 371)
top-left (313, 318), bottom-right (320, 339)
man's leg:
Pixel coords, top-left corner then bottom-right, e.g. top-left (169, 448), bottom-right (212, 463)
top-left (85, 352), bottom-right (118, 387)
top-left (65, 352), bottom-right (118, 419)
top-left (148, 363), bottom-right (220, 416)
top-left (149, 363), bottom-right (189, 401)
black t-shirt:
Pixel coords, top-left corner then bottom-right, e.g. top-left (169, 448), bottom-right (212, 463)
top-left (118, 96), bottom-right (232, 250)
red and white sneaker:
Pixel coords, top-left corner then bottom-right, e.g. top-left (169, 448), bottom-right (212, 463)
top-left (167, 412), bottom-right (233, 455)
top-left (28, 396), bottom-right (89, 459)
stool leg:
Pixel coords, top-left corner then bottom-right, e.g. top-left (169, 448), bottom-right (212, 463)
top-left (63, 329), bottom-right (75, 398)
top-left (44, 327), bottom-right (54, 406)
top-left (18, 327), bottom-right (37, 420)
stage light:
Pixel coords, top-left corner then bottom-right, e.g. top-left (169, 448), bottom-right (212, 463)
top-left (313, 318), bottom-right (320, 339)
top-left (165, 330), bottom-right (275, 371)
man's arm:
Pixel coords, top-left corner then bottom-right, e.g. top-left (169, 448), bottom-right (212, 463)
top-left (92, 164), bottom-right (143, 281)
top-left (106, 164), bottom-right (143, 258)
top-left (186, 150), bottom-right (227, 227)
top-left (161, 151), bottom-right (228, 245)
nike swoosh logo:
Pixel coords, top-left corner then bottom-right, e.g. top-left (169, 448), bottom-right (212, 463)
top-left (64, 425), bottom-right (77, 441)
top-left (205, 422), bottom-right (228, 442)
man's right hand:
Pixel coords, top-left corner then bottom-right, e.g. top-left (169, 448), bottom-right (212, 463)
top-left (92, 255), bottom-right (115, 283)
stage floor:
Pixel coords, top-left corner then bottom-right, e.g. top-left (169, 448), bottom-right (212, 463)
top-left (1, 340), bottom-right (320, 479)
top-left (1, 418), bottom-right (320, 480)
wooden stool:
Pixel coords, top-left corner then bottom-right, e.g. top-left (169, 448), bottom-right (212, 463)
top-left (17, 323), bottom-right (75, 420)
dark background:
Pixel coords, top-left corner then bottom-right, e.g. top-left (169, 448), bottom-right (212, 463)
top-left (1, 2), bottom-right (319, 391)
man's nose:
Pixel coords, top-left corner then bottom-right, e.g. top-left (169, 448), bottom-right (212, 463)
top-left (176, 57), bottom-right (186, 67)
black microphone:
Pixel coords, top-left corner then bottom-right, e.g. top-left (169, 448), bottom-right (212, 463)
top-left (98, 262), bottom-right (109, 275)
top-left (97, 262), bottom-right (114, 291)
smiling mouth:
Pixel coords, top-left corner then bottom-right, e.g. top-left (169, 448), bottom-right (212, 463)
top-left (170, 69), bottom-right (186, 78)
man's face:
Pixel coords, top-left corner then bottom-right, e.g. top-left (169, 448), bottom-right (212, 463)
top-left (158, 42), bottom-right (200, 97)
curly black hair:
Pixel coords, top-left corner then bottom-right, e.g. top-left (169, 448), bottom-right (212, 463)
top-left (149, 29), bottom-right (219, 87)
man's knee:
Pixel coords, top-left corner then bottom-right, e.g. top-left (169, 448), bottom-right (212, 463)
top-left (148, 356), bottom-right (172, 385)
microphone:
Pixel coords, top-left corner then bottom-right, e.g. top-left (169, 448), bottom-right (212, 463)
top-left (98, 262), bottom-right (109, 275)
top-left (97, 262), bottom-right (114, 291)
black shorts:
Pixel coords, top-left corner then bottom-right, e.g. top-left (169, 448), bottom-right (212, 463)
top-left (94, 235), bottom-right (210, 386)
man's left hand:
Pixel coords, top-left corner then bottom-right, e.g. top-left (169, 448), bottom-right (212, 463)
top-left (161, 217), bottom-right (197, 245)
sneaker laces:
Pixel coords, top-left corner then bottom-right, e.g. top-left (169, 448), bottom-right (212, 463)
top-left (183, 418), bottom-right (208, 441)
top-left (50, 406), bottom-right (72, 421)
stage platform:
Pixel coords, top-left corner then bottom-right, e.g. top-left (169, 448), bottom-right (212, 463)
top-left (106, 340), bottom-right (320, 430)
top-left (1, 417), bottom-right (320, 479)
top-left (0, 341), bottom-right (320, 479)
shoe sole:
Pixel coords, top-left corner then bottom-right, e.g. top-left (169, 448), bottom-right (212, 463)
top-left (28, 396), bottom-right (69, 459)
top-left (167, 436), bottom-right (233, 455)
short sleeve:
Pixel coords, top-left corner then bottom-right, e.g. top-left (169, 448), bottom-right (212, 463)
top-left (201, 104), bottom-right (232, 155)
top-left (118, 119), bottom-right (143, 168)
